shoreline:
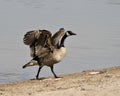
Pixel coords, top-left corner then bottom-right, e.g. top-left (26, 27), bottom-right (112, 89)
top-left (0, 66), bottom-right (120, 96)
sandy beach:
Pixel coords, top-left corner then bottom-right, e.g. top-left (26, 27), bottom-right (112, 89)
top-left (0, 66), bottom-right (120, 96)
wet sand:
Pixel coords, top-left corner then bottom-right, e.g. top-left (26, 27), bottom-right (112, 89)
top-left (0, 66), bottom-right (120, 96)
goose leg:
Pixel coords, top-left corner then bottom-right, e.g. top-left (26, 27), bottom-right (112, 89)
top-left (50, 66), bottom-right (58, 78)
top-left (36, 66), bottom-right (42, 79)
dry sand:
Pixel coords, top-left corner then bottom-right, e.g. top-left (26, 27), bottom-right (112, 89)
top-left (0, 66), bottom-right (120, 96)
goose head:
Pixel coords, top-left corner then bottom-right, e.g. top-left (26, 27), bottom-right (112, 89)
top-left (65, 31), bottom-right (76, 36)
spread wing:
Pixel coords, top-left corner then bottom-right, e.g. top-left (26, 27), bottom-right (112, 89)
top-left (23, 30), bottom-right (53, 58)
top-left (23, 30), bottom-right (42, 46)
top-left (52, 28), bottom-right (65, 46)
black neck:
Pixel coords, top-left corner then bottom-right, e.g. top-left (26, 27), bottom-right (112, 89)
top-left (59, 34), bottom-right (67, 48)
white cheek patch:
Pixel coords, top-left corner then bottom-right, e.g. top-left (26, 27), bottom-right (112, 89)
top-left (66, 32), bottom-right (70, 36)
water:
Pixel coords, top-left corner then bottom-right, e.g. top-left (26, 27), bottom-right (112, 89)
top-left (0, 0), bottom-right (120, 84)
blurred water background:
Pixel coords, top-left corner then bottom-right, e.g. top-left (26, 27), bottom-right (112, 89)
top-left (0, 0), bottom-right (120, 84)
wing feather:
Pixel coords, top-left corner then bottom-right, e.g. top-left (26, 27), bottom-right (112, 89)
top-left (23, 30), bottom-right (42, 46)
top-left (52, 28), bottom-right (65, 46)
top-left (23, 30), bottom-right (53, 58)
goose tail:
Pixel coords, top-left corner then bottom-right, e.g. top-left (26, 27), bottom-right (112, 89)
top-left (22, 60), bottom-right (38, 68)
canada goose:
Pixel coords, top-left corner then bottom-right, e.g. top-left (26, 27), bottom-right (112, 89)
top-left (23, 28), bottom-right (76, 79)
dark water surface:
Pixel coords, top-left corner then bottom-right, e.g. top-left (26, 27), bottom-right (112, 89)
top-left (0, 0), bottom-right (120, 84)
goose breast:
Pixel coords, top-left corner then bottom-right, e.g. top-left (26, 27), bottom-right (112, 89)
top-left (53, 47), bottom-right (67, 63)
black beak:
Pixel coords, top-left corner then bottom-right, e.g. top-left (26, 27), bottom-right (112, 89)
top-left (71, 32), bottom-right (77, 35)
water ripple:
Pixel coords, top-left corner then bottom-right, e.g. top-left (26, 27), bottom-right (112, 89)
top-left (108, 0), bottom-right (120, 5)
top-left (3, 0), bottom-right (47, 8)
